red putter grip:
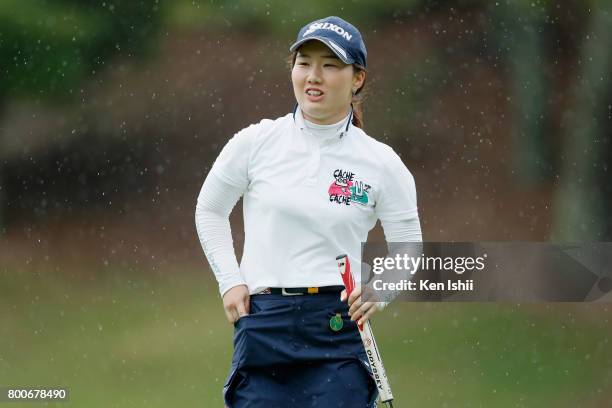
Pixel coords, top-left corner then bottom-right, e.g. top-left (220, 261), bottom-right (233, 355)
top-left (336, 255), bottom-right (364, 330)
top-left (337, 255), bottom-right (355, 295)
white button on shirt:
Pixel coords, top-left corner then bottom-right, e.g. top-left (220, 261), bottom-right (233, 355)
top-left (197, 106), bottom-right (421, 296)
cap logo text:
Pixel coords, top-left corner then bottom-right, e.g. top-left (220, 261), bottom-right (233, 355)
top-left (303, 22), bottom-right (353, 41)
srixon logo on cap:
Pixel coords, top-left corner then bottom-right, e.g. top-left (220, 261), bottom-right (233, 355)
top-left (303, 22), bottom-right (353, 41)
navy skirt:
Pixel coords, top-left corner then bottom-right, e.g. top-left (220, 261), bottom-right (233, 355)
top-left (223, 292), bottom-right (378, 407)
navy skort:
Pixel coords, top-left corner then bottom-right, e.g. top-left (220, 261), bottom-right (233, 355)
top-left (223, 292), bottom-right (378, 407)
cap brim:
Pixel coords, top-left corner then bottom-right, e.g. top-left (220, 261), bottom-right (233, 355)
top-left (289, 36), bottom-right (354, 65)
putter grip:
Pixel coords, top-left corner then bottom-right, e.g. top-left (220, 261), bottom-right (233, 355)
top-left (337, 254), bottom-right (362, 330)
top-left (337, 254), bottom-right (356, 295)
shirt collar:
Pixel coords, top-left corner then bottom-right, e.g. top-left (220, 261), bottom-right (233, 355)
top-left (292, 103), bottom-right (353, 140)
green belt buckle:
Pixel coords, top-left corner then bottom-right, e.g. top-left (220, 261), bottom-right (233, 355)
top-left (329, 313), bottom-right (343, 331)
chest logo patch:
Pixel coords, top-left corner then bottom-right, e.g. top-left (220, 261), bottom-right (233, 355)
top-left (328, 169), bottom-right (371, 206)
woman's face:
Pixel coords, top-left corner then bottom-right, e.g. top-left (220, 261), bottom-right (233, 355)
top-left (291, 41), bottom-right (365, 125)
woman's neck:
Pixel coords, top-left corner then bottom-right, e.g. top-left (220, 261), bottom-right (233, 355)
top-left (303, 111), bottom-right (350, 139)
top-left (302, 107), bottom-right (351, 125)
top-left (304, 114), bottom-right (348, 128)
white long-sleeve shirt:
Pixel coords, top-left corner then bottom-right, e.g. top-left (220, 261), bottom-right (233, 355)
top-left (195, 107), bottom-right (422, 296)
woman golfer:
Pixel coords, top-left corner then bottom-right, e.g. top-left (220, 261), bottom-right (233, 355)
top-left (196, 16), bottom-right (422, 407)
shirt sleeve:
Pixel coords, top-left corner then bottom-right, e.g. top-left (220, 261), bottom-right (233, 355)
top-left (380, 217), bottom-right (422, 242)
top-left (195, 171), bottom-right (246, 297)
top-left (208, 124), bottom-right (255, 190)
top-left (194, 125), bottom-right (257, 296)
top-left (374, 146), bottom-right (420, 224)
top-left (373, 148), bottom-right (422, 309)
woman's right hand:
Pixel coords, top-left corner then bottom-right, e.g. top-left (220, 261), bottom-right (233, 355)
top-left (222, 284), bottom-right (250, 324)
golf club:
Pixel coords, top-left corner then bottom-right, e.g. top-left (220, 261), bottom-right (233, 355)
top-left (337, 254), bottom-right (395, 408)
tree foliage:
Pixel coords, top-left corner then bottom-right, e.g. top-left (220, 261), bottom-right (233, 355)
top-left (0, 0), bottom-right (162, 103)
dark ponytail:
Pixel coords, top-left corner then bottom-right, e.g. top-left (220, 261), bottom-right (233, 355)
top-left (351, 64), bottom-right (367, 128)
top-left (288, 52), bottom-right (368, 129)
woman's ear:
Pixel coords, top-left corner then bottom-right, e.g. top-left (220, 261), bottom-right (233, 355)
top-left (353, 70), bottom-right (366, 92)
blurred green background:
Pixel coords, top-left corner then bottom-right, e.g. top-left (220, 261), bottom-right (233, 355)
top-left (1, 0), bottom-right (611, 406)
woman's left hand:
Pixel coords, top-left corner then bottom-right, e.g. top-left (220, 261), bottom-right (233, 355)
top-left (341, 286), bottom-right (383, 326)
